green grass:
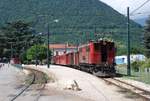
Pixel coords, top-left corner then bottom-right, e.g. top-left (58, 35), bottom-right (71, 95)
top-left (116, 65), bottom-right (150, 84)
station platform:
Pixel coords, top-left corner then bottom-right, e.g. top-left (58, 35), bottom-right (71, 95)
top-left (0, 64), bottom-right (26, 101)
top-left (23, 65), bottom-right (144, 101)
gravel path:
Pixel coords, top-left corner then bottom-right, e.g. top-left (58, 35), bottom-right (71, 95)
top-left (0, 64), bottom-right (26, 101)
top-left (26, 65), bottom-right (146, 101)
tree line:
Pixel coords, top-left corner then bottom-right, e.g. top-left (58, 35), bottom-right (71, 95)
top-left (0, 16), bottom-right (150, 63)
top-left (0, 21), bottom-right (51, 63)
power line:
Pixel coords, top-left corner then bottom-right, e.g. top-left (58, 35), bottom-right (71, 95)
top-left (130, 0), bottom-right (150, 15)
top-left (130, 12), bottom-right (150, 17)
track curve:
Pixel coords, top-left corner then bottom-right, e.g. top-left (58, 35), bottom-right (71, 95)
top-left (102, 78), bottom-right (150, 101)
top-left (10, 68), bottom-right (47, 101)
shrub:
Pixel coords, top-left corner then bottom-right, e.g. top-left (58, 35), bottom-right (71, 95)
top-left (141, 59), bottom-right (150, 69)
top-left (131, 61), bottom-right (144, 72)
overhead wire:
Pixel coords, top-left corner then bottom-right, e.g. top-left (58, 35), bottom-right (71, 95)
top-left (130, 0), bottom-right (150, 15)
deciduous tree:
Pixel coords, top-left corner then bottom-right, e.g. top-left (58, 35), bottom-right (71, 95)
top-left (26, 45), bottom-right (51, 63)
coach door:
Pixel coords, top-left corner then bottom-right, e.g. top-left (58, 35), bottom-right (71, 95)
top-left (101, 42), bottom-right (108, 63)
top-left (70, 53), bottom-right (74, 65)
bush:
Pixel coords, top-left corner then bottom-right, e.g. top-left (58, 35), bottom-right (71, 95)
top-left (141, 59), bottom-right (150, 69)
top-left (131, 61), bottom-right (144, 72)
top-left (22, 60), bottom-right (29, 64)
top-left (131, 59), bottom-right (150, 72)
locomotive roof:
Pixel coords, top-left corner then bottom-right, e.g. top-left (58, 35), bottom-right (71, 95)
top-left (78, 41), bottom-right (114, 48)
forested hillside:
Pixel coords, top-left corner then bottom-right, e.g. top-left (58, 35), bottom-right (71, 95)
top-left (0, 0), bottom-right (143, 54)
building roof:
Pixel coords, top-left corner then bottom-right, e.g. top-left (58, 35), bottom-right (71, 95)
top-left (49, 44), bottom-right (77, 49)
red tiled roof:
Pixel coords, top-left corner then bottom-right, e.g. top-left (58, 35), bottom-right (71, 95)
top-left (49, 44), bottom-right (77, 49)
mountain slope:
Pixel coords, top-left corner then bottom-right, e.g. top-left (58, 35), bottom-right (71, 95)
top-left (0, 0), bottom-right (140, 28)
top-left (0, 0), bottom-right (143, 54)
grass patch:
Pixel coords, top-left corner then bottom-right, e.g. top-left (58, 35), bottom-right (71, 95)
top-left (25, 73), bottom-right (34, 85)
top-left (24, 70), bottom-right (50, 85)
top-left (116, 65), bottom-right (150, 84)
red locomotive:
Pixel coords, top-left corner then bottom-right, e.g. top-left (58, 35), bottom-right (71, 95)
top-left (52, 40), bottom-right (116, 77)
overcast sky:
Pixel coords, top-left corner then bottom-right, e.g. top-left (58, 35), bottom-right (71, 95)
top-left (100, 0), bottom-right (150, 19)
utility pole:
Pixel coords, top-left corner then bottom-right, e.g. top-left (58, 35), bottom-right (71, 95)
top-left (94, 24), bottom-right (97, 41)
top-left (35, 40), bottom-right (38, 66)
top-left (10, 43), bottom-right (13, 59)
top-left (47, 23), bottom-right (50, 68)
top-left (127, 7), bottom-right (131, 76)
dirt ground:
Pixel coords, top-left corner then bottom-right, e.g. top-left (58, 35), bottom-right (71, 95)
top-left (0, 64), bottom-right (26, 101)
top-left (0, 64), bottom-right (146, 101)
top-left (26, 65), bottom-right (147, 101)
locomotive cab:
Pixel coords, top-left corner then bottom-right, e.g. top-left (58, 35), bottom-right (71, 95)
top-left (93, 41), bottom-right (116, 76)
top-left (78, 40), bottom-right (116, 76)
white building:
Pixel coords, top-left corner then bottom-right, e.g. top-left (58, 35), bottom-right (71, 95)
top-left (115, 54), bottom-right (146, 65)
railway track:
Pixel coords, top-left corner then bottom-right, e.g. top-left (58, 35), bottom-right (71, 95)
top-left (102, 78), bottom-right (150, 101)
top-left (67, 65), bottom-right (150, 100)
top-left (10, 68), bottom-right (47, 101)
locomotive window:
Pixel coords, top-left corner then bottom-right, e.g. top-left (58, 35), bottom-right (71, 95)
top-left (94, 43), bottom-right (100, 51)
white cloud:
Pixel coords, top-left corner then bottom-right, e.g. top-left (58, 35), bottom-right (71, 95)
top-left (100, 0), bottom-right (150, 19)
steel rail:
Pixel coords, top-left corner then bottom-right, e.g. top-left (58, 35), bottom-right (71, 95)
top-left (33, 74), bottom-right (47, 101)
top-left (10, 68), bottom-right (47, 101)
top-left (10, 70), bottom-right (35, 101)
top-left (102, 78), bottom-right (150, 101)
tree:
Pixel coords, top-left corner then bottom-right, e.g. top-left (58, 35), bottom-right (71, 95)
top-left (20, 50), bottom-right (28, 64)
top-left (0, 20), bottom-right (36, 58)
top-left (144, 16), bottom-right (150, 58)
top-left (26, 45), bottom-right (51, 63)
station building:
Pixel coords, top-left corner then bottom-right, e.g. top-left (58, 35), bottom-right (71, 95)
top-left (115, 54), bottom-right (146, 65)
top-left (49, 44), bottom-right (78, 56)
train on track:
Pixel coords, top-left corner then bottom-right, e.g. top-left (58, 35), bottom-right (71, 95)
top-left (52, 40), bottom-right (116, 77)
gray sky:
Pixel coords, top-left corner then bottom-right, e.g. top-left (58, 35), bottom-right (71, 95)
top-left (100, 0), bottom-right (150, 19)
